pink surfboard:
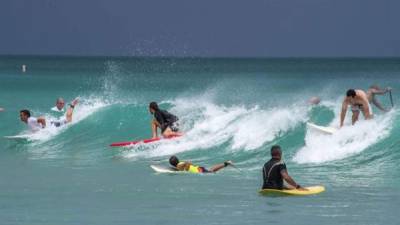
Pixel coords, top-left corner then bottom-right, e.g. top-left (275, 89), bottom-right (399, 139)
top-left (110, 134), bottom-right (182, 147)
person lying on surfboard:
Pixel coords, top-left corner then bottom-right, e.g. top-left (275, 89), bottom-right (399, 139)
top-left (367, 85), bottom-right (392, 112)
top-left (19, 99), bottom-right (79, 132)
top-left (169, 155), bottom-right (233, 173)
top-left (262, 145), bottom-right (306, 190)
top-left (340, 89), bottom-right (373, 127)
top-left (149, 102), bottom-right (182, 138)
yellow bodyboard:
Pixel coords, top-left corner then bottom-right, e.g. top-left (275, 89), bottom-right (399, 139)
top-left (259, 185), bottom-right (325, 196)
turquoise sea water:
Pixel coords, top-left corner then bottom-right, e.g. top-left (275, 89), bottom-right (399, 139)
top-left (0, 56), bottom-right (399, 225)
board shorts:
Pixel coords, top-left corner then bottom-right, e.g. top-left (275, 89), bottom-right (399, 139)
top-left (50, 119), bottom-right (67, 128)
top-left (198, 167), bottom-right (210, 173)
top-left (351, 104), bottom-right (373, 115)
top-left (162, 122), bottom-right (179, 133)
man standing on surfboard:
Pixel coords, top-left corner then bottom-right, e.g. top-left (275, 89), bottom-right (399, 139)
top-left (367, 85), bottom-right (392, 112)
top-left (19, 98), bottom-right (79, 132)
top-left (149, 102), bottom-right (182, 138)
top-left (169, 155), bottom-right (233, 173)
top-left (340, 89), bottom-right (373, 127)
top-left (262, 145), bottom-right (305, 190)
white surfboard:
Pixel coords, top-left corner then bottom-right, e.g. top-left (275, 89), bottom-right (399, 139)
top-left (150, 165), bottom-right (185, 174)
top-left (306, 122), bottom-right (337, 135)
top-left (4, 134), bottom-right (32, 140)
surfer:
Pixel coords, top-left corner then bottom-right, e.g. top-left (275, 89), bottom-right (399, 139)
top-left (169, 155), bottom-right (233, 173)
top-left (19, 99), bottom-right (79, 131)
top-left (0, 107), bottom-right (4, 112)
top-left (51, 98), bottom-right (79, 127)
top-left (51, 97), bottom-right (65, 113)
top-left (149, 102), bottom-right (182, 138)
top-left (367, 85), bottom-right (392, 112)
top-left (19, 109), bottom-right (46, 132)
top-left (262, 145), bottom-right (305, 190)
top-left (340, 89), bottom-right (372, 127)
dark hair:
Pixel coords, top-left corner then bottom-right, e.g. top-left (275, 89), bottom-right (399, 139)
top-left (169, 155), bottom-right (179, 167)
top-left (149, 102), bottom-right (159, 111)
top-left (270, 145), bottom-right (282, 158)
top-left (346, 89), bottom-right (356, 98)
top-left (20, 109), bottom-right (31, 117)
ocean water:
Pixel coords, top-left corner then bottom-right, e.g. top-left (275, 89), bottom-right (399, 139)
top-left (0, 56), bottom-right (399, 225)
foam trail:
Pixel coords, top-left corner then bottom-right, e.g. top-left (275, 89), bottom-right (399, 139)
top-left (123, 98), bottom-right (308, 160)
top-left (293, 111), bottom-right (395, 164)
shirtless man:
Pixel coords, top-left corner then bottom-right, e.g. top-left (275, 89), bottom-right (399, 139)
top-left (367, 85), bottom-right (392, 112)
top-left (340, 89), bottom-right (372, 127)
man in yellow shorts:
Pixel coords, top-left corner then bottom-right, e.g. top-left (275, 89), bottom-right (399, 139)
top-left (169, 155), bottom-right (233, 173)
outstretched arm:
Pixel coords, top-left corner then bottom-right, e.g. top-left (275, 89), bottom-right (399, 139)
top-left (370, 87), bottom-right (391, 95)
top-left (65, 98), bottom-right (79, 123)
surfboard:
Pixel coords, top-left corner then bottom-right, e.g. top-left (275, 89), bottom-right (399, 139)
top-left (4, 134), bottom-right (32, 140)
top-left (150, 165), bottom-right (183, 174)
top-left (306, 122), bottom-right (337, 135)
top-left (110, 134), bottom-right (182, 147)
top-left (259, 185), bottom-right (325, 196)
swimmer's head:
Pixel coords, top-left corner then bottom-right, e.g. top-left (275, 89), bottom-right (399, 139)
top-left (169, 155), bottom-right (180, 167)
top-left (19, 109), bottom-right (31, 122)
top-left (56, 98), bottom-right (65, 110)
top-left (308, 97), bottom-right (321, 105)
top-left (149, 102), bottom-right (159, 114)
top-left (270, 145), bottom-right (282, 159)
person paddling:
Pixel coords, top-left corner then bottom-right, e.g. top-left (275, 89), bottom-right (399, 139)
top-left (169, 155), bottom-right (233, 174)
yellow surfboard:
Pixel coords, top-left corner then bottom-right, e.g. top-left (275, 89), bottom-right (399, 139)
top-left (259, 185), bottom-right (325, 196)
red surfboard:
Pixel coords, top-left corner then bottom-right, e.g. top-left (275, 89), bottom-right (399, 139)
top-left (110, 134), bottom-right (182, 147)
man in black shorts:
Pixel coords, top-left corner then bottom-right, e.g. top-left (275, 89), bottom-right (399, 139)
top-left (262, 145), bottom-right (305, 190)
top-left (149, 102), bottom-right (182, 138)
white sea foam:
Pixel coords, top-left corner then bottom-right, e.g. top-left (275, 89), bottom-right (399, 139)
top-left (123, 96), bottom-right (308, 159)
top-left (293, 109), bottom-right (395, 164)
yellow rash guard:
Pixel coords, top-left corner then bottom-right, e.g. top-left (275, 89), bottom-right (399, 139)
top-left (177, 162), bottom-right (207, 173)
